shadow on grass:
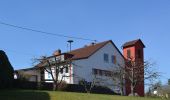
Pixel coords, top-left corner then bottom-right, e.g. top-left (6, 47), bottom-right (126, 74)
top-left (0, 90), bottom-right (50, 100)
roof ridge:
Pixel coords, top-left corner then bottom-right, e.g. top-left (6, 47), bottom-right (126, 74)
top-left (69, 40), bottom-right (110, 53)
top-left (68, 40), bottom-right (111, 60)
top-left (124, 39), bottom-right (140, 44)
top-left (122, 39), bottom-right (145, 48)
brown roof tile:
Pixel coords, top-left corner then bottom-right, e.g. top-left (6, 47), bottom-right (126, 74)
top-left (69, 40), bottom-right (111, 60)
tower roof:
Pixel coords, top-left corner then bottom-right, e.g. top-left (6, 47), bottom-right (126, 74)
top-left (122, 39), bottom-right (145, 48)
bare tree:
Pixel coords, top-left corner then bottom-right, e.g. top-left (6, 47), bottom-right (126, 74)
top-left (72, 65), bottom-right (105, 93)
top-left (79, 78), bottom-right (95, 93)
top-left (111, 58), bottom-right (159, 96)
top-left (110, 64), bottom-right (125, 96)
top-left (78, 74), bottom-right (103, 93)
top-left (35, 56), bottom-right (72, 91)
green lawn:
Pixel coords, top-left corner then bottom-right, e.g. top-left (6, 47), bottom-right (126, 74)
top-left (0, 90), bottom-right (163, 100)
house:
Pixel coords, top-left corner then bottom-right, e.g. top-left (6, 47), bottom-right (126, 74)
top-left (14, 67), bottom-right (40, 82)
top-left (15, 39), bottom-right (145, 96)
top-left (153, 85), bottom-right (170, 99)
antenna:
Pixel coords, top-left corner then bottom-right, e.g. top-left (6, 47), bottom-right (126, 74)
top-left (67, 40), bottom-right (74, 52)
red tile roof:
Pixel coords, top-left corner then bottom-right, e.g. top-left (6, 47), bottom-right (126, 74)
top-left (69, 40), bottom-right (111, 60)
top-left (34, 40), bottom-right (111, 68)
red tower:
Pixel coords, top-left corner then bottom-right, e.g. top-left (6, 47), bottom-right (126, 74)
top-left (122, 39), bottom-right (145, 96)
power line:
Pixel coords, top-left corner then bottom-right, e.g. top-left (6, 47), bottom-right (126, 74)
top-left (2, 48), bottom-right (38, 57)
top-left (0, 21), bottom-right (97, 42)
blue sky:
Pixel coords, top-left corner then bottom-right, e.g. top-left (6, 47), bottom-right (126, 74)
top-left (0, 0), bottom-right (170, 84)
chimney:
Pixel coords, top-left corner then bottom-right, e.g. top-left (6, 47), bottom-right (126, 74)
top-left (53, 49), bottom-right (61, 56)
top-left (91, 42), bottom-right (95, 46)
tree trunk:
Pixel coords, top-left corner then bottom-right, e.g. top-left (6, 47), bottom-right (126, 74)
top-left (53, 82), bottom-right (57, 91)
top-left (131, 83), bottom-right (135, 96)
top-left (120, 86), bottom-right (124, 96)
top-left (120, 80), bottom-right (124, 96)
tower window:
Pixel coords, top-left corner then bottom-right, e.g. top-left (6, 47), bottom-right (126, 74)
top-left (138, 49), bottom-right (141, 58)
top-left (127, 49), bottom-right (131, 58)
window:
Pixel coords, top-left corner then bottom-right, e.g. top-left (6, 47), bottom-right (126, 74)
top-left (92, 68), bottom-right (112, 77)
top-left (40, 70), bottom-right (44, 81)
top-left (60, 68), bottom-right (63, 74)
top-left (92, 69), bottom-right (98, 75)
top-left (106, 71), bottom-right (112, 77)
top-left (104, 53), bottom-right (109, 62)
top-left (127, 49), bottom-right (131, 58)
top-left (111, 55), bottom-right (116, 64)
top-left (138, 49), bottom-right (141, 58)
top-left (99, 70), bottom-right (103, 76)
top-left (48, 73), bottom-right (51, 79)
top-left (65, 66), bottom-right (69, 73)
top-left (104, 71), bottom-right (109, 76)
top-left (103, 70), bottom-right (112, 77)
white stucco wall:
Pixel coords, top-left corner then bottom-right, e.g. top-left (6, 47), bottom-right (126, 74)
top-left (72, 42), bottom-right (125, 92)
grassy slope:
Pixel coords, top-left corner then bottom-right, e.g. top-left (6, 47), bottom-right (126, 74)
top-left (0, 90), bottom-right (162, 100)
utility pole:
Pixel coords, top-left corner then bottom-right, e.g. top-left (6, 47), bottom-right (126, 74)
top-left (67, 40), bottom-right (74, 83)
